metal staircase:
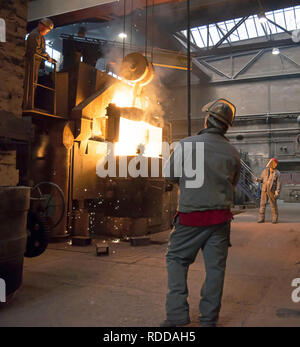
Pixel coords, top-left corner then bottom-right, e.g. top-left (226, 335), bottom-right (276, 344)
top-left (237, 160), bottom-right (261, 207)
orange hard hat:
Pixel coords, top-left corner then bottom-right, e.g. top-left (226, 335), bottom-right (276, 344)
top-left (266, 158), bottom-right (279, 169)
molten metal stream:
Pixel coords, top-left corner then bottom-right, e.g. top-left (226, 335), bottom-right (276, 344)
top-left (115, 117), bottom-right (162, 157)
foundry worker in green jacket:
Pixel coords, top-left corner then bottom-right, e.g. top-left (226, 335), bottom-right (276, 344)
top-left (23, 18), bottom-right (55, 109)
top-left (161, 99), bottom-right (241, 327)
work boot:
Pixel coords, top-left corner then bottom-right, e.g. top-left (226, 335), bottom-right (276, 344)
top-left (272, 209), bottom-right (278, 223)
top-left (198, 314), bottom-right (217, 327)
top-left (199, 322), bottom-right (216, 327)
top-left (257, 215), bottom-right (265, 223)
top-left (159, 318), bottom-right (190, 327)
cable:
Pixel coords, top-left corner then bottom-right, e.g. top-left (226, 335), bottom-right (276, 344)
top-left (151, 0), bottom-right (154, 63)
top-left (187, 0), bottom-right (191, 136)
top-left (123, 0), bottom-right (126, 59)
top-left (257, 0), bottom-right (264, 12)
top-left (145, 0), bottom-right (148, 57)
top-left (130, 0), bottom-right (133, 49)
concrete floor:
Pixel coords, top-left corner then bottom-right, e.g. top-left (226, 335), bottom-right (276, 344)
top-left (1, 201), bottom-right (300, 327)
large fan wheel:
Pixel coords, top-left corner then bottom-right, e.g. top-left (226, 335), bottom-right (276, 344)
top-left (30, 181), bottom-right (65, 230)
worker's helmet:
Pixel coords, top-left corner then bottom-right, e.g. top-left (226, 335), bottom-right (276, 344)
top-left (39, 18), bottom-right (54, 30)
top-left (78, 26), bottom-right (87, 35)
top-left (202, 99), bottom-right (236, 127)
top-left (266, 158), bottom-right (279, 169)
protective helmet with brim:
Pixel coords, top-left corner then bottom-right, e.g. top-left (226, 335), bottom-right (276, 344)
top-left (266, 158), bottom-right (279, 169)
top-left (39, 18), bottom-right (54, 30)
top-left (202, 99), bottom-right (236, 126)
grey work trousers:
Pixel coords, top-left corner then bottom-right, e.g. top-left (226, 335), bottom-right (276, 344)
top-left (165, 218), bottom-right (230, 326)
top-left (23, 57), bottom-right (41, 110)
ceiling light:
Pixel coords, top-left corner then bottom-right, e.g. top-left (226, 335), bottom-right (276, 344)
top-left (258, 12), bottom-right (267, 24)
top-left (272, 47), bottom-right (280, 55)
top-left (118, 33), bottom-right (127, 39)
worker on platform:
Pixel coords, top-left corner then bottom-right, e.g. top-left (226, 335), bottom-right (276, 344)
top-left (71, 26), bottom-right (87, 66)
top-left (161, 99), bottom-right (241, 327)
top-left (77, 26), bottom-right (87, 39)
top-left (23, 18), bottom-right (55, 109)
top-left (256, 158), bottom-right (281, 224)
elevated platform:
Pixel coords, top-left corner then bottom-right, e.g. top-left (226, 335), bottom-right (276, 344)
top-left (22, 108), bottom-right (68, 120)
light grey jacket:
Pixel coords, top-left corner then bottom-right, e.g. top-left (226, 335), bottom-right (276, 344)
top-left (164, 127), bottom-right (241, 212)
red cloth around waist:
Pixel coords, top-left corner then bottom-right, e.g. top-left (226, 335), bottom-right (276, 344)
top-left (177, 209), bottom-right (233, 226)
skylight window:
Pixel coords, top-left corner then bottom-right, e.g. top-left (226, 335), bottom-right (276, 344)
top-left (177, 5), bottom-right (300, 49)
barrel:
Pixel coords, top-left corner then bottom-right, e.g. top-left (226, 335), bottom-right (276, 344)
top-left (0, 187), bottom-right (30, 302)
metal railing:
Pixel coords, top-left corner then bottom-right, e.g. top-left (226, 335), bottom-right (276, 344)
top-left (237, 159), bottom-right (261, 206)
top-left (25, 54), bottom-right (57, 115)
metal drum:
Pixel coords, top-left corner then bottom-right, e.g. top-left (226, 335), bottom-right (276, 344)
top-left (120, 52), bottom-right (154, 86)
top-left (0, 187), bottom-right (30, 303)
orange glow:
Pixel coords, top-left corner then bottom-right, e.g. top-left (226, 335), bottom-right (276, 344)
top-left (92, 117), bottom-right (107, 138)
top-left (112, 87), bottom-right (134, 108)
top-left (115, 117), bottom-right (162, 157)
top-left (111, 85), bottom-right (144, 109)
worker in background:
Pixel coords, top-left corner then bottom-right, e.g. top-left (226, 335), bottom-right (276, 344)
top-left (76, 26), bottom-right (103, 68)
top-left (62, 26), bottom-right (101, 69)
top-left (161, 99), bottom-right (241, 327)
top-left (256, 158), bottom-right (281, 223)
top-left (62, 27), bottom-right (86, 71)
top-left (77, 26), bottom-right (87, 39)
top-left (71, 26), bottom-right (87, 66)
top-left (23, 18), bottom-right (55, 109)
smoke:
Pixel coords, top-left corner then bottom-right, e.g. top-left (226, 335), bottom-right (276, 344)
top-left (101, 45), bottom-right (123, 74)
top-left (100, 45), bottom-right (178, 132)
top-left (142, 65), bottom-right (176, 127)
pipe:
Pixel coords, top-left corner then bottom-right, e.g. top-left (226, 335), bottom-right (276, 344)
top-left (169, 112), bottom-right (300, 123)
top-left (187, 0), bottom-right (191, 136)
top-left (228, 127), bottom-right (300, 134)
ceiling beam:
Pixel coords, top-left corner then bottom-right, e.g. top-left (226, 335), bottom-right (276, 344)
top-left (214, 16), bottom-right (248, 49)
top-left (173, 32), bottom-right (199, 51)
top-left (266, 18), bottom-right (292, 35)
top-left (28, 0), bottom-right (116, 21)
top-left (156, 0), bottom-right (299, 32)
top-left (28, 0), bottom-right (299, 35)
top-left (194, 37), bottom-right (299, 58)
top-left (28, 0), bottom-right (183, 25)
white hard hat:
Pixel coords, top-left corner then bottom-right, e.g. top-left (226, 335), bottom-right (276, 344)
top-left (39, 18), bottom-right (54, 30)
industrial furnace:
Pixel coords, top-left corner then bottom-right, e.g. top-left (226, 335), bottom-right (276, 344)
top-left (24, 52), bottom-right (177, 244)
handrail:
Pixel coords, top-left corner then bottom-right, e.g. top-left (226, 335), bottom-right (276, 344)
top-left (25, 53), bottom-right (57, 115)
top-left (238, 159), bottom-right (261, 206)
top-left (241, 159), bottom-right (253, 173)
top-left (241, 159), bottom-right (257, 179)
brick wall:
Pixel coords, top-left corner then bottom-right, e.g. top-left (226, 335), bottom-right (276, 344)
top-left (0, 0), bottom-right (29, 186)
top-left (0, 0), bottom-right (28, 119)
